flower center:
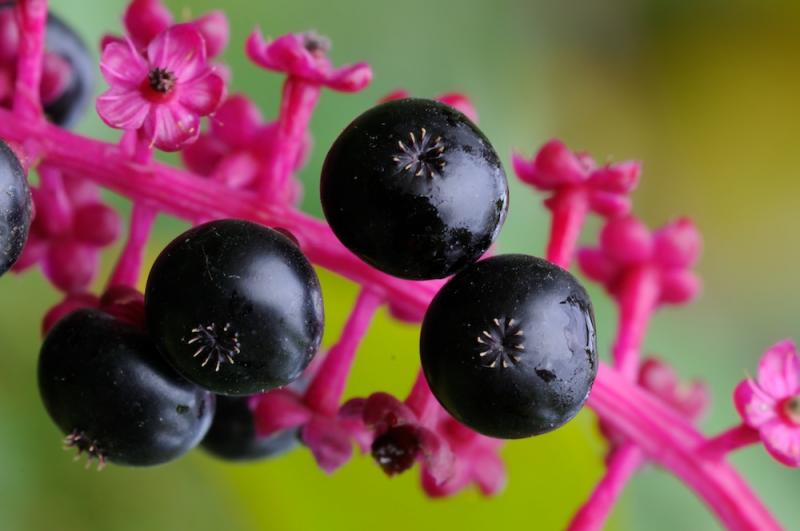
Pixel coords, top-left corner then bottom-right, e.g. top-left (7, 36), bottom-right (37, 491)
top-left (301, 31), bottom-right (331, 57)
top-left (783, 396), bottom-right (800, 425)
top-left (370, 425), bottom-right (421, 476)
top-left (148, 67), bottom-right (176, 93)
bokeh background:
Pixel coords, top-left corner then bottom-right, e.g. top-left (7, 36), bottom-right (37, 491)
top-left (1, 0), bottom-right (799, 529)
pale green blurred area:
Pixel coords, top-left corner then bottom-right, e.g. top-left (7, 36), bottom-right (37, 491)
top-left (0, 0), bottom-right (798, 529)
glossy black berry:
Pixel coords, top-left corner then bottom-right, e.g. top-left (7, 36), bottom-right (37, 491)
top-left (371, 425), bottom-right (421, 476)
top-left (38, 309), bottom-right (215, 467)
top-left (145, 219), bottom-right (324, 396)
top-left (420, 255), bottom-right (598, 439)
top-left (320, 98), bottom-right (509, 280)
top-left (201, 395), bottom-right (299, 462)
top-left (0, 140), bottom-right (31, 276)
top-left (43, 13), bottom-right (95, 128)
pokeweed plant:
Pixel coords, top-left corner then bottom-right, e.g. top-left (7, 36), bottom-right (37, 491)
top-left (0, 1), bottom-right (795, 529)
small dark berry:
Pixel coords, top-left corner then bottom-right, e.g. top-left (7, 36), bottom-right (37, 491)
top-left (0, 140), bottom-right (31, 276)
top-left (371, 425), bottom-right (421, 476)
top-left (38, 309), bottom-right (215, 467)
top-left (420, 255), bottom-right (598, 438)
top-left (145, 219), bottom-right (324, 395)
top-left (320, 98), bottom-right (509, 280)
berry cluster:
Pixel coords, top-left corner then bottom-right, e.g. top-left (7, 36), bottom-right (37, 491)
top-left (0, 1), bottom-right (795, 529)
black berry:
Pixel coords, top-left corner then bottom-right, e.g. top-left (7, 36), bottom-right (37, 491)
top-left (38, 309), bottom-right (215, 467)
top-left (320, 98), bottom-right (509, 280)
top-left (420, 255), bottom-right (598, 438)
top-left (43, 13), bottom-right (95, 128)
top-left (371, 425), bottom-right (421, 476)
top-left (145, 219), bottom-right (324, 396)
top-left (201, 395), bottom-right (299, 462)
top-left (0, 140), bottom-right (31, 276)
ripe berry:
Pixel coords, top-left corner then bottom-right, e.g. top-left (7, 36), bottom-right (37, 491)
top-left (43, 13), bottom-right (95, 128)
top-left (371, 425), bottom-right (420, 476)
top-left (0, 140), bottom-right (32, 277)
top-left (145, 220), bottom-right (324, 396)
top-left (420, 255), bottom-right (598, 438)
top-left (201, 395), bottom-right (299, 461)
top-left (320, 98), bottom-right (508, 280)
top-left (38, 309), bottom-right (215, 467)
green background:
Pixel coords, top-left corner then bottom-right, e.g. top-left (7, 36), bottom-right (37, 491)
top-left (1, 0), bottom-right (799, 529)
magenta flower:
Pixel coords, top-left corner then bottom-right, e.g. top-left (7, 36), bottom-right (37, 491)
top-left (246, 30), bottom-right (372, 92)
top-left (734, 340), bottom-right (800, 467)
top-left (96, 24), bottom-right (225, 151)
top-left (181, 94), bottom-right (309, 200)
top-left (639, 358), bottom-right (709, 422)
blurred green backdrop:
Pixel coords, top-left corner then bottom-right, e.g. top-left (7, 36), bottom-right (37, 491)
top-left (1, 0), bottom-right (799, 529)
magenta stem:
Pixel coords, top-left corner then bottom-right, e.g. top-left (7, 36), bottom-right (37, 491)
top-left (612, 266), bottom-right (661, 381)
top-left (701, 424), bottom-right (761, 460)
top-left (107, 132), bottom-right (156, 289)
top-left (37, 164), bottom-right (71, 229)
top-left (567, 442), bottom-right (643, 531)
top-left (303, 288), bottom-right (383, 416)
top-left (545, 187), bottom-right (590, 269)
top-left (258, 77), bottom-right (320, 201)
top-left (0, 107), bottom-right (780, 531)
top-left (13, 0), bottom-right (47, 118)
top-left (405, 370), bottom-right (439, 423)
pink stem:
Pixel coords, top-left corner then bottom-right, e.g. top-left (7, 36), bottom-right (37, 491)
top-left (567, 442), bottom-right (642, 531)
top-left (701, 424), bottom-right (761, 460)
top-left (303, 288), bottom-right (382, 416)
top-left (37, 164), bottom-right (71, 229)
top-left (107, 132), bottom-right (156, 289)
top-left (13, 0), bottom-right (47, 119)
top-left (612, 266), bottom-right (661, 381)
top-left (546, 187), bottom-right (590, 269)
top-left (258, 77), bottom-right (320, 201)
top-left (0, 107), bottom-right (780, 530)
top-left (405, 370), bottom-right (439, 423)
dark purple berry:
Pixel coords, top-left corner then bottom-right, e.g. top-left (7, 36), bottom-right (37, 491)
top-left (43, 13), bottom-right (95, 128)
top-left (145, 219), bottom-right (324, 396)
top-left (201, 395), bottom-right (299, 462)
top-left (38, 309), bottom-right (215, 467)
top-left (420, 255), bottom-right (598, 439)
top-left (0, 140), bottom-right (31, 276)
top-left (320, 98), bottom-right (508, 280)
top-left (371, 425), bottom-right (421, 476)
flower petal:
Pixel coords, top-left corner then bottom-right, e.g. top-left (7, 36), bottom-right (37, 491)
top-left (180, 133), bottom-right (226, 176)
top-left (95, 87), bottom-right (150, 131)
top-left (734, 379), bottom-right (778, 428)
top-left (759, 418), bottom-right (800, 467)
top-left (659, 269), bottom-right (701, 305)
top-left (124, 0), bottom-right (173, 49)
top-left (653, 217), bottom-right (702, 269)
top-left (252, 389), bottom-right (311, 437)
top-left (178, 71), bottom-right (225, 116)
top-left (192, 11), bottom-right (229, 58)
top-left (142, 103), bottom-right (201, 152)
top-left (362, 392), bottom-right (417, 432)
top-left (325, 62), bottom-right (373, 92)
top-left (211, 152), bottom-right (260, 189)
top-left (210, 94), bottom-right (263, 149)
top-left (301, 416), bottom-right (353, 473)
top-left (416, 427), bottom-right (455, 484)
top-left (147, 24), bottom-right (207, 81)
top-left (757, 340), bottom-right (800, 398)
top-left (99, 40), bottom-right (148, 89)
top-left (472, 448), bottom-right (507, 496)
top-left (588, 189), bottom-right (632, 218)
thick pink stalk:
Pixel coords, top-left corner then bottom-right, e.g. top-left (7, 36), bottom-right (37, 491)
top-left (612, 266), bottom-right (661, 380)
top-left (567, 442), bottom-right (641, 531)
top-left (13, 0), bottom-right (47, 118)
top-left (108, 132), bottom-right (156, 288)
top-left (0, 107), bottom-right (780, 530)
top-left (258, 78), bottom-right (319, 201)
top-left (701, 424), bottom-right (761, 460)
top-left (303, 288), bottom-right (382, 416)
top-left (546, 187), bottom-right (589, 269)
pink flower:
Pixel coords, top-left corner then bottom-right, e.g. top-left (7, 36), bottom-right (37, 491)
top-left (181, 94), bottom-right (309, 199)
top-left (513, 139), bottom-right (640, 218)
top-left (14, 173), bottom-right (121, 293)
top-left (639, 358), bottom-right (709, 422)
top-left (578, 216), bottom-right (703, 306)
top-left (246, 30), bottom-right (372, 92)
top-left (96, 24), bottom-right (225, 151)
top-left (734, 340), bottom-right (800, 467)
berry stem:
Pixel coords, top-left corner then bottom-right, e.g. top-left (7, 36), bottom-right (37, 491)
top-left (566, 441), bottom-right (641, 531)
top-left (303, 288), bottom-right (382, 416)
top-left (701, 424), bottom-right (760, 460)
top-left (545, 187), bottom-right (589, 269)
top-left (12, 0), bottom-right (47, 119)
top-left (37, 164), bottom-right (71, 230)
top-left (107, 132), bottom-right (156, 289)
top-left (258, 78), bottom-right (319, 201)
top-left (612, 266), bottom-right (661, 381)
top-left (405, 370), bottom-right (439, 423)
